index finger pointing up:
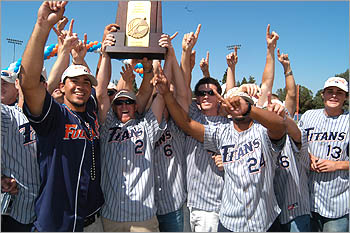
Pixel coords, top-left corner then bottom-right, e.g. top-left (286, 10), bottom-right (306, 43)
top-left (68, 18), bottom-right (74, 36)
top-left (194, 24), bottom-right (201, 38)
top-left (206, 51), bottom-right (209, 62)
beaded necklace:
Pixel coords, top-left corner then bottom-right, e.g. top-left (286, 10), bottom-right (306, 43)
top-left (63, 104), bottom-right (96, 181)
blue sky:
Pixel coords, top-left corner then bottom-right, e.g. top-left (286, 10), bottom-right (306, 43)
top-left (1, 1), bottom-right (349, 96)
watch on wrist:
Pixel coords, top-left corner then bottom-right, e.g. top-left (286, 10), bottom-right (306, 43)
top-left (284, 70), bottom-right (293, 77)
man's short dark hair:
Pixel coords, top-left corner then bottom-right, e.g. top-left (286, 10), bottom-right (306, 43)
top-left (194, 77), bottom-right (222, 96)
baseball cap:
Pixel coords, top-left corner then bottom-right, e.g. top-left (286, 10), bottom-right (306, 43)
top-left (1, 70), bottom-right (17, 83)
top-left (323, 77), bottom-right (348, 93)
top-left (225, 88), bottom-right (257, 105)
top-left (107, 82), bottom-right (117, 90)
top-left (61, 65), bottom-right (97, 86)
top-left (112, 90), bottom-right (136, 104)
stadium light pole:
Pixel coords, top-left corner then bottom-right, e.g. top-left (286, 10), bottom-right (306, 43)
top-left (6, 38), bottom-right (23, 62)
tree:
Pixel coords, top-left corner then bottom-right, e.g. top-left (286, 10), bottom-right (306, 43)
top-left (276, 88), bottom-right (286, 101)
top-left (248, 76), bottom-right (256, 84)
top-left (335, 69), bottom-right (349, 82)
top-left (312, 89), bottom-right (324, 109)
top-left (298, 85), bottom-right (314, 114)
top-left (221, 68), bottom-right (228, 84)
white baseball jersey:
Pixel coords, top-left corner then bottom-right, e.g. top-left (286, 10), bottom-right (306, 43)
top-left (273, 133), bottom-right (310, 224)
top-left (153, 118), bottom-right (187, 215)
top-left (100, 108), bottom-right (165, 222)
top-left (298, 109), bottom-right (349, 218)
top-left (1, 103), bottom-right (40, 224)
top-left (185, 101), bottom-right (229, 212)
top-left (204, 120), bottom-right (285, 232)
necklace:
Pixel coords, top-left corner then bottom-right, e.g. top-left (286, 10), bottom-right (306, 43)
top-left (86, 122), bottom-right (96, 181)
top-left (63, 104), bottom-right (96, 181)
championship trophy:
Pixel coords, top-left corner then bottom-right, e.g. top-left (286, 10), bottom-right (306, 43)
top-left (106, 1), bottom-right (166, 60)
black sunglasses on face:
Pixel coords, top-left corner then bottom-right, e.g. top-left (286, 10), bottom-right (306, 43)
top-left (107, 90), bottom-right (117, 96)
top-left (114, 99), bottom-right (135, 105)
top-left (197, 90), bottom-right (215, 97)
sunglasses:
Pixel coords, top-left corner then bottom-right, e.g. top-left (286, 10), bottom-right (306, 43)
top-left (197, 90), bottom-right (215, 97)
top-left (114, 99), bottom-right (135, 106)
top-left (107, 90), bottom-right (117, 96)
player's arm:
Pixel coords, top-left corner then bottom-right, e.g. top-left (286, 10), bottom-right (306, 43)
top-left (180, 24), bottom-right (201, 102)
top-left (224, 46), bottom-right (238, 94)
top-left (20, 1), bottom-right (67, 116)
top-left (95, 24), bottom-right (120, 76)
top-left (257, 24), bottom-right (279, 107)
top-left (47, 19), bottom-right (78, 94)
top-left (135, 58), bottom-right (154, 115)
top-left (277, 48), bottom-right (296, 116)
top-left (96, 34), bottom-right (115, 124)
top-left (159, 32), bottom-right (191, 113)
top-left (155, 73), bottom-right (204, 142)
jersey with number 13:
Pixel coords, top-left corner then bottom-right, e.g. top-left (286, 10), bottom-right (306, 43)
top-left (298, 109), bottom-right (349, 218)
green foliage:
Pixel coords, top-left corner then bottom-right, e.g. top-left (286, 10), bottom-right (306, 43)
top-left (221, 68), bottom-right (228, 84)
top-left (335, 69), bottom-right (349, 82)
top-left (276, 88), bottom-right (286, 101)
top-left (298, 85), bottom-right (314, 114)
top-left (312, 89), bottom-right (324, 109)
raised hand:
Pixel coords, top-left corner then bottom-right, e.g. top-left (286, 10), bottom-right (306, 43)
top-left (102, 23), bottom-right (120, 41)
top-left (266, 24), bottom-right (279, 50)
top-left (277, 48), bottom-right (291, 71)
top-left (53, 19), bottom-right (79, 54)
top-left (226, 46), bottom-right (238, 68)
top-left (120, 64), bottom-right (136, 83)
top-left (159, 32), bottom-right (178, 57)
top-left (101, 34), bottom-right (116, 55)
top-left (37, 1), bottom-right (68, 28)
top-left (182, 24), bottom-right (201, 52)
top-left (154, 63), bottom-right (170, 95)
top-left (266, 92), bottom-right (285, 117)
top-left (200, 51), bottom-right (210, 76)
top-left (53, 16), bottom-right (69, 46)
top-left (238, 83), bottom-right (261, 99)
top-left (71, 33), bottom-right (89, 63)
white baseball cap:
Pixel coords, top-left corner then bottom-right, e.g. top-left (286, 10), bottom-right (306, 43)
top-left (61, 65), bottom-right (97, 86)
top-left (107, 82), bottom-right (117, 90)
top-left (323, 77), bottom-right (348, 93)
top-left (112, 90), bottom-right (136, 104)
top-left (1, 70), bottom-right (17, 83)
top-left (225, 88), bottom-right (257, 105)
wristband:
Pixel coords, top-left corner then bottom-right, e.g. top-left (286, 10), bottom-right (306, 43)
top-left (284, 70), bottom-right (293, 77)
top-left (242, 101), bottom-right (252, 117)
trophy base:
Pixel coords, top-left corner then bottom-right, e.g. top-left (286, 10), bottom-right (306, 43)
top-left (106, 32), bottom-right (166, 60)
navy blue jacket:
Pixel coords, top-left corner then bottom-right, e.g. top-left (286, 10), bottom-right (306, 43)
top-left (23, 91), bottom-right (104, 231)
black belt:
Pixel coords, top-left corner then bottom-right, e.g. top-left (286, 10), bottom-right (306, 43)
top-left (84, 211), bottom-right (100, 228)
